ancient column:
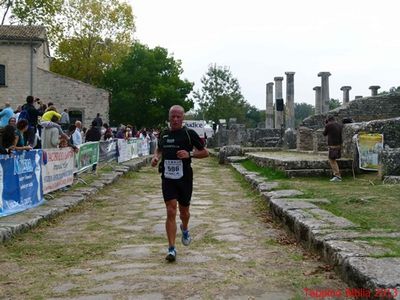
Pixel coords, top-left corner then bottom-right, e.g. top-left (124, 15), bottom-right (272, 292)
top-left (313, 86), bottom-right (322, 114)
top-left (340, 86), bottom-right (352, 104)
top-left (285, 72), bottom-right (295, 129)
top-left (318, 72), bottom-right (331, 113)
top-left (369, 85), bottom-right (381, 96)
top-left (265, 82), bottom-right (274, 129)
top-left (274, 76), bottom-right (284, 128)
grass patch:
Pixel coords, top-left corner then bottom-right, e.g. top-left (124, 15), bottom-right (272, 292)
top-left (238, 159), bottom-right (400, 231)
top-left (240, 159), bottom-right (286, 180)
top-left (358, 237), bottom-right (400, 258)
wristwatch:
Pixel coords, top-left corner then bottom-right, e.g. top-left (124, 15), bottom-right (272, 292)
top-left (189, 151), bottom-right (194, 158)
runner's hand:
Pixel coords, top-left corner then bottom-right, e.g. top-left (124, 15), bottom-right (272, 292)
top-left (176, 150), bottom-right (190, 159)
top-left (151, 156), bottom-right (159, 167)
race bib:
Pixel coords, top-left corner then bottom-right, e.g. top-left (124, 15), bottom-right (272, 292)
top-left (164, 160), bottom-right (183, 179)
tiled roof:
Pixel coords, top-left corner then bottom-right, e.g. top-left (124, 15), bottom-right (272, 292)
top-left (0, 25), bottom-right (46, 41)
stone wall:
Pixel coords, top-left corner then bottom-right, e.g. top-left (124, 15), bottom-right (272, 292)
top-left (301, 94), bottom-right (400, 129)
top-left (212, 125), bottom-right (281, 147)
top-left (0, 43), bottom-right (37, 105)
top-left (379, 148), bottom-right (400, 177)
top-left (342, 117), bottom-right (400, 158)
top-left (36, 68), bottom-right (110, 126)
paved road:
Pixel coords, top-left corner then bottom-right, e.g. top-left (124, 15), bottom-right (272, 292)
top-left (0, 158), bottom-right (348, 299)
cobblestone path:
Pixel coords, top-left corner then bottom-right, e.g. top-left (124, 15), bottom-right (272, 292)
top-left (0, 158), bottom-right (348, 299)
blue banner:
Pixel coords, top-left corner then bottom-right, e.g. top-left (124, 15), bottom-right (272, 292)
top-left (0, 150), bottom-right (44, 217)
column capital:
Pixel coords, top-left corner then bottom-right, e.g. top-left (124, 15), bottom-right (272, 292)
top-left (340, 86), bottom-right (352, 91)
top-left (266, 82), bottom-right (274, 87)
top-left (369, 85), bottom-right (381, 90)
top-left (313, 86), bottom-right (321, 91)
top-left (274, 76), bottom-right (284, 81)
top-left (285, 72), bottom-right (295, 76)
top-left (318, 72), bottom-right (331, 77)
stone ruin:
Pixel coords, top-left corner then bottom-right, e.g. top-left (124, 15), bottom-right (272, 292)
top-left (212, 71), bottom-right (400, 180)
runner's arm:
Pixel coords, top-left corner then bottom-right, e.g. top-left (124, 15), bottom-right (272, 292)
top-left (151, 147), bottom-right (162, 167)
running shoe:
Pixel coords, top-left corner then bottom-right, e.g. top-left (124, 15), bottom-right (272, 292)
top-left (166, 247), bottom-right (176, 262)
top-left (330, 176), bottom-right (342, 182)
top-left (180, 224), bottom-right (192, 246)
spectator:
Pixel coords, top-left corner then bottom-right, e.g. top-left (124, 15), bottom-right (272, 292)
top-left (14, 119), bottom-right (32, 151)
top-left (0, 102), bottom-right (14, 128)
top-left (93, 113), bottom-right (103, 128)
top-left (103, 123), bottom-right (113, 140)
top-left (41, 106), bottom-right (61, 122)
top-left (1, 125), bottom-right (16, 153)
top-left (41, 115), bottom-right (60, 149)
top-left (21, 96), bottom-right (40, 147)
top-left (72, 120), bottom-right (83, 146)
top-left (13, 105), bottom-right (22, 120)
top-left (60, 109), bottom-right (70, 130)
top-left (8, 117), bottom-right (16, 127)
top-left (323, 115), bottom-right (343, 182)
top-left (116, 125), bottom-right (125, 139)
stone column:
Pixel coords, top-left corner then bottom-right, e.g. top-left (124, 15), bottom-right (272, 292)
top-left (369, 85), bottom-right (381, 96)
top-left (318, 72), bottom-right (331, 113)
top-left (265, 82), bottom-right (274, 129)
top-left (313, 86), bottom-right (322, 114)
top-left (340, 86), bottom-right (352, 104)
top-left (285, 72), bottom-right (295, 129)
top-left (274, 76), bottom-right (284, 128)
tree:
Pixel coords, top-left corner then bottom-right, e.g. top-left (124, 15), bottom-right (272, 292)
top-left (50, 0), bottom-right (135, 86)
top-left (103, 42), bottom-right (194, 128)
top-left (295, 102), bottom-right (314, 127)
top-left (246, 105), bottom-right (264, 128)
top-left (193, 64), bottom-right (248, 124)
top-left (329, 98), bottom-right (341, 110)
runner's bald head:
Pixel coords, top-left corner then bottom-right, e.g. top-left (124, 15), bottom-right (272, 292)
top-left (169, 105), bottom-right (185, 117)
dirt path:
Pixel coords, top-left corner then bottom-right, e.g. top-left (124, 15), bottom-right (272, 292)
top-left (0, 158), bottom-right (348, 299)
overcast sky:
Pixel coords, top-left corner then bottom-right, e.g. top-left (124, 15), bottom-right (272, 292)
top-left (129, 0), bottom-right (400, 110)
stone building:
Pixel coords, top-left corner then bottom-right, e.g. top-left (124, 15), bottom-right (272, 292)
top-left (0, 25), bottom-right (109, 126)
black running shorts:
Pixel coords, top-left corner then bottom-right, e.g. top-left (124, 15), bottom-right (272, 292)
top-left (162, 170), bottom-right (193, 207)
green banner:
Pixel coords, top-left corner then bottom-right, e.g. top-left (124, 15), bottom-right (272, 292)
top-left (76, 142), bottom-right (100, 172)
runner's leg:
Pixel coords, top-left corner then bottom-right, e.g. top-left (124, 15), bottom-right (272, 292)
top-left (165, 199), bottom-right (177, 247)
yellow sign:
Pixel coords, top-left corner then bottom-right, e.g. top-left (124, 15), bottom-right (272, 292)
top-left (357, 133), bottom-right (384, 171)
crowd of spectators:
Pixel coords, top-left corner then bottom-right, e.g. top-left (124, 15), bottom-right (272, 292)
top-left (0, 95), bottom-right (159, 155)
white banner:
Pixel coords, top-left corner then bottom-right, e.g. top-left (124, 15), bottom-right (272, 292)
top-left (184, 120), bottom-right (205, 138)
top-left (42, 148), bottom-right (75, 194)
top-left (117, 139), bottom-right (139, 163)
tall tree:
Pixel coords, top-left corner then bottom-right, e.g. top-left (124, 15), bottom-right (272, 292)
top-left (193, 64), bottom-right (248, 124)
top-left (295, 102), bottom-right (314, 127)
top-left (329, 98), bottom-right (341, 110)
top-left (50, 0), bottom-right (135, 86)
top-left (103, 42), bottom-right (194, 127)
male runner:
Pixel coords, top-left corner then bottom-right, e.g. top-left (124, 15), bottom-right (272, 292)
top-left (151, 105), bottom-right (209, 262)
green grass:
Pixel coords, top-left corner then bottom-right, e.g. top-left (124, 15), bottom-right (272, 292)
top-left (240, 159), bottom-right (287, 180)
top-left (358, 237), bottom-right (400, 258)
top-left (239, 160), bottom-right (400, 231)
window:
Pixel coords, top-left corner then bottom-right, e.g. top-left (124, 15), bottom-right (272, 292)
top-left (0, 65), bottom-right (5, 86)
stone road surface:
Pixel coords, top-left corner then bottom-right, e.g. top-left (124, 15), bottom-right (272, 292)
top-left (0, 158), bottom-right (349, 299)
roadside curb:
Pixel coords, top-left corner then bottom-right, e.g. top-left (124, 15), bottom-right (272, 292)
top-left (0, 156), bottom-right (152, 244)
top-left (230, 161), bottom-right (400, 299)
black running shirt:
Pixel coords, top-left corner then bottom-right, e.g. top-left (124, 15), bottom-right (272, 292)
top-left (158, 127), bottom-right (204, 180)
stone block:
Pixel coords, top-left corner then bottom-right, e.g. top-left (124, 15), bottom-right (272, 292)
top-left (264, 189), bottom-right (304, 199)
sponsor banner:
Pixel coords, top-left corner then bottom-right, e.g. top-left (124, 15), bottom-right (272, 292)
top-left (117, 139), bottom-right (139, 163)
top-left (99, 140), bottom-right (117, 162)
top-left (0, 150), bottom-right (44, 217)
top-left (357, 133), bottom-right (384, 171)
top-left (76, 142), bottom-right (99, 173)
top-left (42, 148), bottom-right (74, 194)
top-left (138, 138), bottom-right (150, 156)
top-left (184, 120), bottom-right (205, 138)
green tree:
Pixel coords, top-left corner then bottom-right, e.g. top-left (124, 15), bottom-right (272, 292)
top-left (329, 98), bottom-right (341, 110)
top-left (50, 0), bottom-right (135, 86)
top-left (295, 102), bottom-right (314, 127)
top-left (379, 86), bottom-right (400, 95)
top-left (103, 42), bottom-right (194, 127)
top-left (193, 64), bottom-right (248, 124)
top-left (246, 105), bottom-right (264, 128)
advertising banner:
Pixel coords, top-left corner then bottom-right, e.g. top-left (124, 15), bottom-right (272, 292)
top-left (184, 120), bottom-right (205, 138)
top-left (138, 138), bottom-right (150, 157)
top-left (117, 139), bottom-right (139, 163)
top-left (42, 148), bottom-right (74, 194)
top-left (357, 133), bottom-right (384, 171)
top-left (99, 140), bottom-right (117, 162)
top-left (0, 150), bottom-right (44, 217)
top-left (76, 142), bottom-right (99, 173)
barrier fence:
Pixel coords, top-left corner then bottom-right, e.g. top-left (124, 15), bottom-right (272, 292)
top-left (0, 138), bottom-right (154, 217)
